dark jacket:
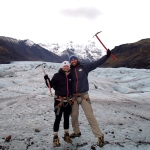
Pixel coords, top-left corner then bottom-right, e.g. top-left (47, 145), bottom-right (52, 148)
top-left (70, 55), bottom-right (109, 94)
top-left (49, 69), bottom-right (72, 97)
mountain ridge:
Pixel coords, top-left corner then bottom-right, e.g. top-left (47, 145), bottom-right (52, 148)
top-left (0, 36), bottom-right (150, 69)
top-left (0, 36), bottom-right (62, 64)
top-left (101, 38), bottom-right (150, 69)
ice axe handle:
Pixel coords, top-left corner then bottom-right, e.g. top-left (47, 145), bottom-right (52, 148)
top-left (42, 65), bottom-right (53, 96)
top-left (36, 63), bottom-right (52, 96)
top-left (46, 77), bottom-right (52, 96)
top-left (95, 34), bottom-right (117, 60)
top-left (47, 79), bottom-right (53, 96)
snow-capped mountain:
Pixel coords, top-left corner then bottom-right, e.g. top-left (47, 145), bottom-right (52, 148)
top-left (39, 43), bottom-right (60, 54)
top-left (39, 40), bottom-right (103, 62)
top-left (1, 36), bottom-right (150, 69)
top-left (24, 39), bottom-right (35, 47)
top-left (0, 36), bottom-right (103, 64)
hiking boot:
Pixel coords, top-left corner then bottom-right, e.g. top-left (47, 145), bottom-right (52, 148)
top-left (63, 133), bottom-right (72, 144)
top-left (70, 132), bottom-right (81, 138)
top-left (53, 135), bottom-right (61, 147)
top-left (97, 134), bottom-right (104, 147)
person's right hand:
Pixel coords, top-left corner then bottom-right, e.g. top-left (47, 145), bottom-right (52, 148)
top-left (44, 74), bottom-right (49, 80)
top-left (44, 74), bottom-right (51, 88)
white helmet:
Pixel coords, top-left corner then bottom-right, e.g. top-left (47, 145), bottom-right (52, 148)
top-left (61, 61), bottom-right (70, 68)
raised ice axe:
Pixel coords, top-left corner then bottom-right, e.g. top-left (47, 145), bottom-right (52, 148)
top-left (35, 63), bottom-right (53, 96)
top-left (93, 31), bottom-right (117, 60)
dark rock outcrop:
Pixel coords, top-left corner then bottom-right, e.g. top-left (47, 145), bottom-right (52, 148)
top-left (101, 39), bottom-right (150, 69)
top-left (0, 36), bottom-right (62, 64)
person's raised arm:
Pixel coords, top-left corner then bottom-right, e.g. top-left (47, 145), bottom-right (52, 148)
top-left (83, 49), bottom-right (111, 73)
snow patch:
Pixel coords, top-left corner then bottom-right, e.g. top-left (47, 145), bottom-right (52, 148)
top-left (25, 39), bottom-right (35, 46)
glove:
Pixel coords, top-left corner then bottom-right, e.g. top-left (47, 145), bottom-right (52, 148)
top-left (44, 74), bottom-right (51, 87)
top-left (44, 74), bottom-right (49, 80)
top-left (106, 49), bottom-right (111, 57)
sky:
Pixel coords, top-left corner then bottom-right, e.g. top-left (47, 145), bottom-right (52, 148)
top-left (0, 0), bottom-right (150, 49)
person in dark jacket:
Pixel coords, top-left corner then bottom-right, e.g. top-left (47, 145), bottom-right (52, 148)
top-left (69, 50), bottom-right (111, 147)
top-left (44, 61), bottom-right (72, 147)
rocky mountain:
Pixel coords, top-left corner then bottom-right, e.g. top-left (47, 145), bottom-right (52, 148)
top-left (0, 36), bottom-right (62, 64)
top-left (101, 39), bottom-right (150, 69)
top-left (0, 36), bottom-right (102, 64)
top-left (0, 36), bottom-right (150, 69)
top-left (39, 40), bottom-right (102, 63)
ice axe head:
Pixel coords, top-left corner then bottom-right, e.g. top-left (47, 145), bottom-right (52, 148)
top-left (35, 63), bottom-right (47, 75)
top-left (93, 31), bottom-right (102, 38)
top-left (35, 63), bottom-right (46, 69)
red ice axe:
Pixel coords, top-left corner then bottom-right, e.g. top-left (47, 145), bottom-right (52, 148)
top-left (93, 31), bottom-right (117, 60)
top-left (35, 63), bottom-right (53, 96)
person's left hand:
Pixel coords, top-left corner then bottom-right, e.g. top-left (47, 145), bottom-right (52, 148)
top-left (107, 49), bottom-right (111, 57)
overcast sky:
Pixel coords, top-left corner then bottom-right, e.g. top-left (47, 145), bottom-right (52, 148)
top-left (0, 0), bottom-right (150, 49)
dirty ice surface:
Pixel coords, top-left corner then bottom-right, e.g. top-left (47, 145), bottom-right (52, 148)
top-left (0, 61), bottom-right (150, 150)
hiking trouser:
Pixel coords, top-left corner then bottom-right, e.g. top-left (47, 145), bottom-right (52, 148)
top-left (71, 92), bottom-right (103, 137)
top-left (53, 98), bottom-right (72, 132)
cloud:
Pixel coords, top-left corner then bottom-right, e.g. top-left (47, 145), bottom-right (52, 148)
top-left (60, 7), bottom-right (102, 20)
